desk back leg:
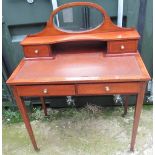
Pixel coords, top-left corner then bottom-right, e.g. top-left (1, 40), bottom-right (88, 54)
top-left (12, 87), bottom-right (39, 151)
top-left (130, 82), bottom-right (146, 151)
top-left (40, 97), bottom-right (48, 116)
top-left (122, 95), bottom-right (129, 117)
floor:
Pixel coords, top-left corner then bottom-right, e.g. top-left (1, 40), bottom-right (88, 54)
top-left (3, 105), bottom-right (153, 155)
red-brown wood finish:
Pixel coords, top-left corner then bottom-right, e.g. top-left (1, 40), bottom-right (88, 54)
top-left (123, 95), bottom-right (129, 117)
top-left (77, 82), bottom-right (140, 95)
top-left (12, 87), bottom-right (39, 151)
top-left (23, 45), bottom-right (51, 58)
top-left (40, 97), bottom-right (48, 116)
top-left (16, 85), bottom-right (75, 96)
top-left (6, 2), bottom-right (150, 152)
top-left (108, 40), bottom-right (138, 53)
top-left (6, 53), bottom-right (149, 85)
top-left (130, 82), bottom-right (147, 151)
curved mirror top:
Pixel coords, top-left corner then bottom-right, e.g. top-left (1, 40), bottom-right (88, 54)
top-left (53, 6), bottom-right (104, 33)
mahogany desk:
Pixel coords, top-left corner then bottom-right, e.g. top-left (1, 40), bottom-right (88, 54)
top-left (7, 2), bottom-right (150, 152)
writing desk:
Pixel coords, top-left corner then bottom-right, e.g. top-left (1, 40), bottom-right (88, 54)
top-left (7, 2), bottom-right (150, 152)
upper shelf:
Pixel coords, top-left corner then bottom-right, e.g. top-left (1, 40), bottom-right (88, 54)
top-left (21, 30), bottom-right (140, 45)
top-left (20, 2), bottom-right (140, 46)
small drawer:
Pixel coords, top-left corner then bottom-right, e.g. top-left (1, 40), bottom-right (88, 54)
top-left (108, 40), bottom-right (138, 53)
top-left (77, 82), bottom-right (140, 95)
top-left (23, 45), bottom-right (51, 57)
top-left (16, 85), bottom-right (75, 96)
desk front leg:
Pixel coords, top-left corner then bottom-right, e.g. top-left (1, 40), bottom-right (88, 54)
top-left (12, 86), bottom-right (39, 151)
top-left (130, 82), bottom-right (146, 151)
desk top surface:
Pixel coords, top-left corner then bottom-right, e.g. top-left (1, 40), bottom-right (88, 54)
top-left (7, 52), bottom-right (150, 85)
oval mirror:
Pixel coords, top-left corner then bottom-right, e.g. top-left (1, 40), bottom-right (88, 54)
top-left (53, 5), bottom-right (104, 32)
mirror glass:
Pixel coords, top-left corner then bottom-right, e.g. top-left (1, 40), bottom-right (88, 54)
top-left (53, 6), bottom-right (104, 32)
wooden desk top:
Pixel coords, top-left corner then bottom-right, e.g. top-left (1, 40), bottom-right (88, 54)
top-left (7, 52), bottom-right (150, 85)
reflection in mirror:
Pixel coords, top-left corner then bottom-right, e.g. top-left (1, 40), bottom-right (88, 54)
top-left (53, 6), bottom-right (104, 32)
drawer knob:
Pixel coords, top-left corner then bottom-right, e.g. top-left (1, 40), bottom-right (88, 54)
top-left (120, 45), bottom-right (125, 50)
top-left (34, 49), bottom-right (39, 54)
top-left (43, 88), bottom-right (48, 94)
top-left (105, 86), bottom-right (110, 91)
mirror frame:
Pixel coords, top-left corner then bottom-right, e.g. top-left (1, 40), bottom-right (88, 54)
top-left (28, 2), bottom-right (133, 37)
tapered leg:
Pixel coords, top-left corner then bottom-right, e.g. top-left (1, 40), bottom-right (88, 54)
top-left (130, 82), bottom-right (146, 151)
top-left (12, 87), bottom-right (39, 151)
top-left (40, 97), bottom-right (48, 116)
top-left (122, 95), bottom-right (129, 117)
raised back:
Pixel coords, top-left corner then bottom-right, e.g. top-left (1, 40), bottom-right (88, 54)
top-left (30, 2), bottom-right (133, 37)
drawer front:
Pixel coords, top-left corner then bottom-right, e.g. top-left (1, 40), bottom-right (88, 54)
top-left (23, 45), bottom-right (51, 57)
top-left (16, 85), bottom-right (75, 96)
top-left (108, 40), bottom-right (138, 53)
top-left (77, 83), bottom-right (140, 95)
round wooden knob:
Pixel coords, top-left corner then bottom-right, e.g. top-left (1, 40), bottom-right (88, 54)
top-left (34, 49), bottom-right (39, 54)
top-left (43, 88), bottom-right (48, 94)
top-left (120, 45), bottom-right (125, 50)
top-left (105, 86), bottom-right (110, 91)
